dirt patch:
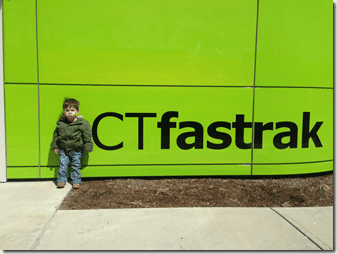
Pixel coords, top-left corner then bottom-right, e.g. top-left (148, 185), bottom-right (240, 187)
top-left (59, 172), bottom-right (333, 210)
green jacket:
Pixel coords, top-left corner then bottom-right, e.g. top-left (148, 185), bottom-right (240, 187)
top-left (52, 116), bottom-right (93, 152)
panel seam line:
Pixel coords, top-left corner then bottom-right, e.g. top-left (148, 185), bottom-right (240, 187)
top-left (7, 159), bottom-right (331, 167)
top-left (1, 0), bottom-right (7, 182)
top-left (251, 0), bottom-right (259, 175)
top-left (3, 82), bottom-right (334, 89)
top-left (35, 0), bottom-right (41, 178)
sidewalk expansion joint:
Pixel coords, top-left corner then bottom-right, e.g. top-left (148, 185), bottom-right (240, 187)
top-left (270, 207), bottom-right (323, 250)
top-left (29, 186), bottom-right (72, 250)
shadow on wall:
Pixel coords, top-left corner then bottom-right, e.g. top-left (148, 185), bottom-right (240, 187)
top-left (46, 112), bottom-right (90, 179)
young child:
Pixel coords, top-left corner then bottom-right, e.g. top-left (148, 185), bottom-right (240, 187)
top-left (52, 98), bottom-right (93, 189)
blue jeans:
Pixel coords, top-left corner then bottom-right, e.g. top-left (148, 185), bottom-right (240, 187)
top-left (57, 150), bottom-right (82, 184)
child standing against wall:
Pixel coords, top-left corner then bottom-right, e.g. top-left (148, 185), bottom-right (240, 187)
top-left (52, 98), bottom-right (93, 189)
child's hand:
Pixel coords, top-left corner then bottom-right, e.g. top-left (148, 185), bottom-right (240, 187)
top-left (54, 149), bottom-right (59, 154)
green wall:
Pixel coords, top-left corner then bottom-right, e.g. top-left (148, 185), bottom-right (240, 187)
top-left (3, 0), bottom-right (333, 179)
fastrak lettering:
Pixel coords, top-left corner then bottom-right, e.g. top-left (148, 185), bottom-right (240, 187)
top-left (92, 112), bottom-right (323, 151)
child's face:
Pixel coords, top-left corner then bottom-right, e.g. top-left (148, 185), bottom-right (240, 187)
top-left (64, 106), bottom-right (79, 121)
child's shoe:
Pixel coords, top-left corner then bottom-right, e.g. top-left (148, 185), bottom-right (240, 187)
top-left (57, 182), bottom-right (66, 188)
top-left (73, 183), bottom-right (80, 189)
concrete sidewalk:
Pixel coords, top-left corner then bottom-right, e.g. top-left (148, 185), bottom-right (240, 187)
top-left (0, 181), bottom-right (334, 250)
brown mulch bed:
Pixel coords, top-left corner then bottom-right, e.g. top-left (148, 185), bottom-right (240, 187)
top-left (59, 172), bottom-right (333, 210)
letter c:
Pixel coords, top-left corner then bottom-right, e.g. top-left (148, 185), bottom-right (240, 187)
top-left (92, 112), bottom-right (123, 150)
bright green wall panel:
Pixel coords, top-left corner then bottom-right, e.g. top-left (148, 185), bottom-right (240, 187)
top-left (80, 165), bottom-right (251, 177)
top-left (256, 0), bottom-right (332, 88)
top-left (40, 166), bottom-right (57, 178)
top-left (6, 167), bottom-right (39, 179)
top-left (252, 161), bottom-right (333, 176)
top-left (5, 84), bottom-right (39, 166)
top-left (252, 88), bottom-right (333, 164)
top-left (37, 0), bottom-right (256, 86)
top-left (3, 0), bottom-right (37, 83)
top-left (39, 85), bottom-right (253, 177)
